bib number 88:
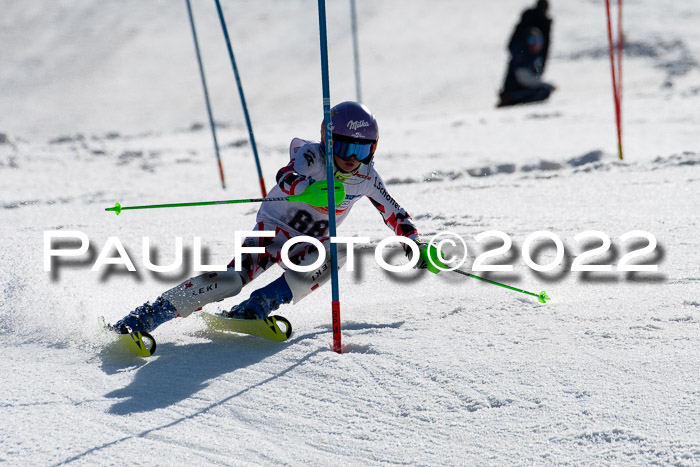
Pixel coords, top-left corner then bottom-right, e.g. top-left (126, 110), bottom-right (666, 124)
top-left (289, 210), bottom-right (329, 238)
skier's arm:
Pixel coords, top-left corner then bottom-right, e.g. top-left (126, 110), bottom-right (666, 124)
top-left (366, 172), bottom-right (446, 273)
top-left (276, 145), bottom-right (322, 196)
top-left (542, 18), bottom-right (552, 69)
top-left (366, 173), bottom-right (419, 239)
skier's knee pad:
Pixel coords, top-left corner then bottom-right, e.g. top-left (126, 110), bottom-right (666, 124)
top-left (161, 269), bottom-right (243, 317)
top-left (283, 248), bottom-right (346, 304)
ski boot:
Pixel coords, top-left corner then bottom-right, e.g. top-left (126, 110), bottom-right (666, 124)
top-left (113, 296), bottom-right (178, 334)
top-left (225, 275), bottom-right (293, 320)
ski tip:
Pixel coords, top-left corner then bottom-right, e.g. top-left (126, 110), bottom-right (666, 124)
top-left (117, 331), bottom-right (157, 357)
top-left (538, 291), bottom-right (550, 304)
top-left (202, 312), bottom-right (292, 341)
top-left (271, 315), bottom-right (293, 339)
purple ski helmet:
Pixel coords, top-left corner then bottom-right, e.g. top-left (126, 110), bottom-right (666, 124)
top-left (321, 101), bottom-right (379, 164)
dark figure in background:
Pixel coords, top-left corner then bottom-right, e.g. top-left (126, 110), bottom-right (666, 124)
top-left (497, 26), bottom-right (556, 108)
top-left (508, 0), bottom-right (552, 71)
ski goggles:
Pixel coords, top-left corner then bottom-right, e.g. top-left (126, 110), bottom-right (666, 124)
top-left (332, 137), bottom-right (375, 164)
top-left (528, 35), bottom-right (544, 46)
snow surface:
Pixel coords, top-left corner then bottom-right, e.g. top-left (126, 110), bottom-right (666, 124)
top-left (1, 0), bottom-right (699, 465)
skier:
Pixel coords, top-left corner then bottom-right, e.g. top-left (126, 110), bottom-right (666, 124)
top-left (110, 101), bottom-right (437, 335)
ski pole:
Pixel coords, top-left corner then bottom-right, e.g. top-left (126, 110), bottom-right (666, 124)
top-left (105, 180), bottom-right (345, 215)
top-left (451, 269), bottom-right (550, 304)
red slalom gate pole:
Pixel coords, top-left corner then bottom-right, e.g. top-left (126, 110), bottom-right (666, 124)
top-left (332, 300), bottom-right (341, 353)
top-left (185, 0), bottom-right (227, 189)
top-left (605, 0), bottom-right (624, 160)
top-left (617, 0), bottom-right (623, 106)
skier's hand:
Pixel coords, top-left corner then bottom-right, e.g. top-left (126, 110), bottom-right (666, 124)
top-left (288, 179), bottom-right (346, 207)
top-left (407, 240), bottom-right (429, 269)
top-left (406, 239), bottom-right (446, 274)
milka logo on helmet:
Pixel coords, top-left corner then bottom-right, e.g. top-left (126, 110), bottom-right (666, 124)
top-left (347, 120), bottom-right (370, 131)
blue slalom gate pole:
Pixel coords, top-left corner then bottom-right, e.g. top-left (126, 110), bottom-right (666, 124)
top-left (185, 0), bottom-right (226, 189)
top-left (349, 0), bottom-right (362, 103)
top-left (317, 0), bottom-right (343, 353)
top-left (213, 0), bottom-right (268, 196)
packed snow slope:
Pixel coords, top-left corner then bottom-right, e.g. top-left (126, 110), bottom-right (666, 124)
top-left (1, 0), bottom-right (699, 465)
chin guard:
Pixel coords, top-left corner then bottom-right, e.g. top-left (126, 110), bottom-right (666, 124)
top-left (333, 168), bottom-right (355, 183)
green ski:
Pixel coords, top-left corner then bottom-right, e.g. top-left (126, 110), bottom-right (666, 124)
top-left (201, 312), bottom-right (292, 341)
